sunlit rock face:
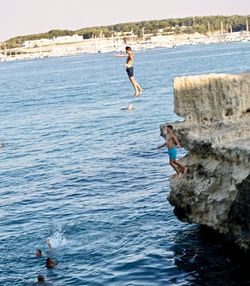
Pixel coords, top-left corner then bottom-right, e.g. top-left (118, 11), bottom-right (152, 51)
top-left (173, 73), bottom-right (250, 124)
top-left (161, 73), bottom-right (250, 250)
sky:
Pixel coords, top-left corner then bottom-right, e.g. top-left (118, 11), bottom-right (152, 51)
top-left (1, 0), bottom-right (250, 41)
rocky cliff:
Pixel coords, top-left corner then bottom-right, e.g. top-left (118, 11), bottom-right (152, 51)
top-left (161, 73), bottom-right (250, 250)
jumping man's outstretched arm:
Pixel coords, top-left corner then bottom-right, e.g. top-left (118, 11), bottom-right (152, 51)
top-left (157, 142), bottom-right (167, 149)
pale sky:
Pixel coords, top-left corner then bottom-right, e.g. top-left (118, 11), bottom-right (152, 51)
top-left (1, 0), bottom-right (250, 41)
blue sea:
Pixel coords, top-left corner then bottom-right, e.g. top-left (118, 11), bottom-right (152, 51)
top-left (1, 42), bottom-right (250, 286)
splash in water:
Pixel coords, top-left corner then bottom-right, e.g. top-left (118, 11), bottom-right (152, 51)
top-left (47, 231), bottom-right (68, 249)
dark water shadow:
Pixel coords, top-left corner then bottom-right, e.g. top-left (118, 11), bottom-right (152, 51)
top-left (172, 225), bottom-right (250, 286)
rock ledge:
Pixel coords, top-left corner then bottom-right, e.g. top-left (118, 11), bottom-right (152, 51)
top-left (161, 73), bottom-right (250, 250)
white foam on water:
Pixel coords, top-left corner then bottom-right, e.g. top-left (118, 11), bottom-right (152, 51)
top-left (47, 231), bottom-right (68, 249)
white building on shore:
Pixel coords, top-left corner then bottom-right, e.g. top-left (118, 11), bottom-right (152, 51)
top-left (53, 35), bottom-right (83, 43)
top-left (23, 34), bottom-right (84, 48)
top-left (23, 38), bottom-right (53, 48)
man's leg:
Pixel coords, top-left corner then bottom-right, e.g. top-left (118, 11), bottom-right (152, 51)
top-left (129, 77), bottom-right (140, 96)
top-left (130, 77), bottom-right (142, 96)
top-left (174, 159), bottom-right (187, 173)
top-left (170, 160), bottom-right (180, 176)
top-left (134, 79), bottom-right (143, 94)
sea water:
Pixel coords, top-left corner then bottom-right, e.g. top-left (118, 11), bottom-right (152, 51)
top-left (1, 42), bottom-right (250, 286)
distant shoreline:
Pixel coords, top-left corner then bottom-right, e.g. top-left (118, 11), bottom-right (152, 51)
top-left (1, 31), bottom-right (250, 63)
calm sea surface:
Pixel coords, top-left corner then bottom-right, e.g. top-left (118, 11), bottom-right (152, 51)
top-left (1, 42), bottom-right (250, 286)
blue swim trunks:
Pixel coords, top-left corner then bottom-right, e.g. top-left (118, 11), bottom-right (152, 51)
top-left (126, 67), bottom-right (134, 78)
top-left (168, 147), bottom-right (177, 160)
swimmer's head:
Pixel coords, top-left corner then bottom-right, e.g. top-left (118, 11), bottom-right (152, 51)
top-left (128, 104), bottom-right (133, 110)
top-left (35, 249), bottom-right (42, 257)
top-left (46, 257), bottom-right (57, 268)
top-left (37, 274), bottom-right (45, 283)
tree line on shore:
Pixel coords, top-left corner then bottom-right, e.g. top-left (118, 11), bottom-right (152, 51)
top-left (2, 15), bottom-right (250, 49)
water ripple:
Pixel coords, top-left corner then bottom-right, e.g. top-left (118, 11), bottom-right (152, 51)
top-left (1, 42), bottom-right (250, 286)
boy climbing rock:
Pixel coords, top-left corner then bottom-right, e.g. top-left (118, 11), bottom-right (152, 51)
top-left (158, 125), bottom-right (187, 178)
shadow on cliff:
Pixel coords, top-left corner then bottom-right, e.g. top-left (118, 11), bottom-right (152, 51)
top-left (172, 225), bottom-right (250, 286)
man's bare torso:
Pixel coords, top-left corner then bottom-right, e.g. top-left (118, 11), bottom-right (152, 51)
top-left (126, 52), bottom-right (134, 68)
top-left (166, 133), bottom-right (175, 149)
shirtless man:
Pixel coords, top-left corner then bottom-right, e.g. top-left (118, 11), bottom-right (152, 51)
top-left (158, 125), bottom-right (186, 178)
top-left (125, 46), bottom-right (143, 97)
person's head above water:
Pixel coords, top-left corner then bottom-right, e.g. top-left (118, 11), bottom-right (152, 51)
top-left (35, 249), bottom-right (42, 257)
top-left (125, 46), bottom-right (132, 54)
top-left (37, 274), bottom-right (45, 283)
top-left (46, 257), bottom-right (57, 268)
top-left (127, 104), bottom-right (134, 111)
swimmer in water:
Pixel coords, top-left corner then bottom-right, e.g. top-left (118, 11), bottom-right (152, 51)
top-left (125, 46), bottom-right (143, 97)
top-left (46, 257), bottom-right (57, 268)
top-left (127, 104), bottom-right (134, 111)
top-left (121, 103), bottom-right (135, 111)
top-left (35, 248), bottom-right (42, 257)
top-left (37, 274), bottom-right (45, 283)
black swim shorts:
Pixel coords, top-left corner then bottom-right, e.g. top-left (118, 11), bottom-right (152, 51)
top-left (126, 67), bottom-right (134, 78)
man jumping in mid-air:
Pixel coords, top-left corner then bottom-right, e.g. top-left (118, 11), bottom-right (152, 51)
top-left (125, 46), bottom-right (143, 97)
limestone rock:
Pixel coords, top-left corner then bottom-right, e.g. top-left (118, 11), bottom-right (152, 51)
top-left (162, 72), bottom-right (250, 250)
top-left (174, 73), bottom-right (250, 124)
